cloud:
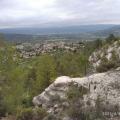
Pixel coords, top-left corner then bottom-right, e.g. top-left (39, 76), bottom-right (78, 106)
top-left (0, 0), bottom-right (120, 28)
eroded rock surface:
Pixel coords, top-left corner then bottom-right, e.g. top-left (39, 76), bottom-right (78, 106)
top-left (89, 40), bottom-right (120, 71)
top-left (33, 71), bottom-right (120, 117)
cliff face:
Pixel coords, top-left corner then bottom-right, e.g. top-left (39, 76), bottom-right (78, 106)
top-left (33, 71), bottom-right (120, 120)
top-left (89, 40), bottom-right (120, 72)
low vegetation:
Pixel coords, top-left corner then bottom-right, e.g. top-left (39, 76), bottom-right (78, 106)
top-left (16, 107), bottom-right (47, 120)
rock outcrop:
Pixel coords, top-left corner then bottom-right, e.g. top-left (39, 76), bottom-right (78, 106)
top-left (89, 40), bottom-right (120, 71)
top-left (33, 70), bottom-right (120, 119)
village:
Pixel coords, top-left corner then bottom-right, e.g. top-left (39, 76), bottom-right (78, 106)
top-left (16, 41), bottom-right (84, 58)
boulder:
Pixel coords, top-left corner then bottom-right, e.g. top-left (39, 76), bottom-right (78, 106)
top-left (33, 71), bottom-right (120, 116)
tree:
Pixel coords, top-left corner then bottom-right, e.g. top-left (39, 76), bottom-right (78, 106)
top-left (106, 34), bottom-right (118, 43)
top-left (32, 55), bottom-right (57, 95)
top-left (94, 39), bottom-right (102, 49)
top-left (56, 52), bottom-right (88, 77)
top-left (2, 67), bottom-right (28, 113)
top-left (0, 33), bottom-right (5, 47)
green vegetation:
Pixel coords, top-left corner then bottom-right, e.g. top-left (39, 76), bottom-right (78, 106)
top-left (65, 84), bottom-right (105, 120)
top-left (0, 37), bottom-right (95, 118)
top-left (66, 82), bottom-right (88, 101)
top-left (65, 83), bottom-right (89, 120)
top-left (0, 33), bottom-right (119, 119)
top-left (106, 34), bottom-right (119, 43)
top-left (94, 38), bottom-right (103, 49)
top-left (16, 107), bottom-right (47, 120)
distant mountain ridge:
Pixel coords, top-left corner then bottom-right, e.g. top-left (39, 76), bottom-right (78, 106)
top-left (1, 24), bottom-right (120, 42)
top-left (94, 25), bottom-right (120, 36)
top-left (0, 24), bottom-right (115, 35)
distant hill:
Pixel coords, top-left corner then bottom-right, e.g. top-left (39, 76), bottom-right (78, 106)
top-left (0, 24), bottom-right (115, 35)
top-left (4, 33), bottom-right (35, 43)
top-left (94, 25), bottom-right (120, 37)
top-left (1, 24), bottom-right (120, 42)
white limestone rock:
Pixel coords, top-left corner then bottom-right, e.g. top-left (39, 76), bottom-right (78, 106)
top-left (89, 40), bottom-right (120, 71)
top-left (33, 71), bottom-right (120, 114)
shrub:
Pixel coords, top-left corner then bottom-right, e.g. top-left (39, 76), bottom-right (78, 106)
top-left (33, 108), bottom-right (47, 120)
top-left (66, 82), bottom-right (88, 101)
top-left (97, 62), bottom-right (112, 73)
top-left (96, 52), bottom-right (120, 72)
top-left (16, 107), bottom-right (33, 120)
top-left (43, 114), bottom-right (61, 120)
top-left (0, 90), bottom-right (7, 117)
top-left (95, 95), bottom-right (104, 119)
top-left (94, 39), bottom-right (103, 49)
top-left (106, 34), bottom-right (118, 43)
top-left (0, 104), bottom-right (6, 117)
top-left (65, 82), bottom-right (89, 120)
top-left (16, 107), bottom-right (47, 120)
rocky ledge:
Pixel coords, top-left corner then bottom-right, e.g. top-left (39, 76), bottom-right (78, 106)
top-left (33, 70), bottom-right (120, 119)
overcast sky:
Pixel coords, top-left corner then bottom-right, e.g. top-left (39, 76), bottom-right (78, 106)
top-left (0, 0), bottom-right (120, 28)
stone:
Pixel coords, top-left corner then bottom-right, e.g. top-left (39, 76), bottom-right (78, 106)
top-left (33, 71), bottom-right (120, 115)
top-left (62, 102), bottom-right (69, 107)
top-left (63, 116), bottom-right (72, 120)
top-left (89, 40), bottom-right (120, 71)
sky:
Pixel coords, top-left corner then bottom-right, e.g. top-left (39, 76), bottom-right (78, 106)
top-left (0, 0), bottom-right (120, 28)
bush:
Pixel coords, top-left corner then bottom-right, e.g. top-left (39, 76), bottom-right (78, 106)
top-left (94, 39), bottom-right (103, 49)
top-left (66, 105), bottom-right (87, 120)
top-left (106, 34), bottom-right (118, 43)
top-left (0, 104), bottom-right (6, 117)
top-left (34, 108), bottom-right (47, 120)
top-left (16, 107), bottom-right (47, 120)
top-left (43, 114), bottom-right (61, 120)
top-left (96, 61), bottom-right (116, 73)
top-left (96, 52), bottom-right (120, 73)
top-left (0, 91), bottom-right (7, 117)
top-left (95, 95), bottom-right (104, 119)
top-left (16, 107), bottom-right (33, 120)
top-left (66, 82), bottom-right (88, 101)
